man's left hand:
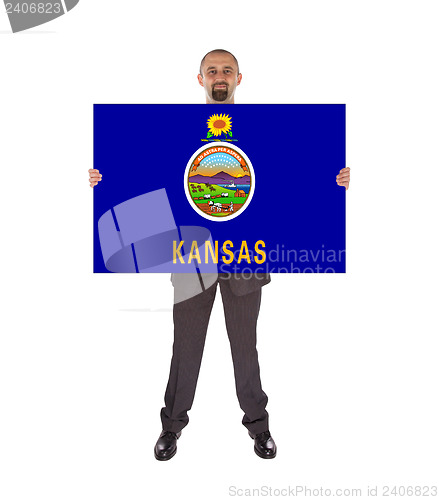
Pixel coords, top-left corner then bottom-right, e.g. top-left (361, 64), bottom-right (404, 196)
top-left (336, 167), bottom-right (350, 190)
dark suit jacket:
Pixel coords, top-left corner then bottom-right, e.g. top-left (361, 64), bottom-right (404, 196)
top-left (224, 273), bottom-right (271, 295)
top-left (171, 272), bottom-right (270, 298)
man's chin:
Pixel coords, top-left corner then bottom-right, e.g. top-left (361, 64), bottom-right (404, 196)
top-left (211, 90), bottom-right (229, 102)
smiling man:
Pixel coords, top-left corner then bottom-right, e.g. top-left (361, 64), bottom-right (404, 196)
top-left (89, 49), bottom-right (350, 462)
top-left (197, 50), bottom-right (242, 103)
top-left (152, 50), bottom-right (278, 462)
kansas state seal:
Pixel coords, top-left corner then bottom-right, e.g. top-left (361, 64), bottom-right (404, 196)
top-left (184, 142), bottom-right (255, 222)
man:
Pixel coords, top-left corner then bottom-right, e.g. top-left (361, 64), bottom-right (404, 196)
top-left (89, 49), bottom-right (351, 461)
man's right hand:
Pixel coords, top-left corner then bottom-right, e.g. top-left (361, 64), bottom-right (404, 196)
top-left (89, 169), bottom-right (102, 187)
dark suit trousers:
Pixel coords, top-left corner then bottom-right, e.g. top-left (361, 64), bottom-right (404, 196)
top-left (160, 275), bottom-right (269, 435)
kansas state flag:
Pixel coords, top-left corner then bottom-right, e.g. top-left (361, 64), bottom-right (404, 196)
top-left (94, 104), bottom-right (346, 273)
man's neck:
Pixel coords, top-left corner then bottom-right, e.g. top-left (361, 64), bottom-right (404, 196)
top-left (205, 97), bottom-right (235, 104)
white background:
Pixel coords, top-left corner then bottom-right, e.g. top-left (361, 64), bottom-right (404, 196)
top-left (1, 1), bottom-right (438, 499)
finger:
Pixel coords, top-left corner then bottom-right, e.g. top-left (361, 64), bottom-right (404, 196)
top-left (90, 181), bottom-right (98, 187)
top-left (337, 181), bottom-right (349, 188)
top-left (339, 167), bottom-right (350, 173)
top-left (336, 173), bottom-right (350, 180)
top-left (88, 169), bottom-right (100, 173)
top-left (89, 174), bottom-right (102, 180)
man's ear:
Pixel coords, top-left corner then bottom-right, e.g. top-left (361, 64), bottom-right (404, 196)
top-left (197, 74), bottom-right (204, 87)
top-left (237, 73), bottom-right (242, 86)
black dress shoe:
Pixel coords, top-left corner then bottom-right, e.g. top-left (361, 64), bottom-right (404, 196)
top-left (249, 430), bottom-right (277, 459)
top-left (154, 430), bottom-right (182, 461)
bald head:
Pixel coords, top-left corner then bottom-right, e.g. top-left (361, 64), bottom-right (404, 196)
top-left (199, 49), bottom-right (240, 77)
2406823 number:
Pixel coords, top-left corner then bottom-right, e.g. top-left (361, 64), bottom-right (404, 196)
top-left (383, 485), bottom-right (438, 496)
top-left (5, 3), bottom-right (62, 14)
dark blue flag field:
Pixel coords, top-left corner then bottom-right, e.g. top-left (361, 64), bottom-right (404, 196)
top-left (93, 104), bottom-right (346, 274)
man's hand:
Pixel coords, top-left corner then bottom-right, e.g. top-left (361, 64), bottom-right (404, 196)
top-left (336, 167), bottom-right (350, 190)
top-left (89, 169), bottom-right (102, 188)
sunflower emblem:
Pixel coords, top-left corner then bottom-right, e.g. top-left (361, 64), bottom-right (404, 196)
top-left (207, 114), bottom-right (232, 138)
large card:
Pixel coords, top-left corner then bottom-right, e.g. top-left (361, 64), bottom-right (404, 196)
top-left (94, 104), bottom-right (345, 273)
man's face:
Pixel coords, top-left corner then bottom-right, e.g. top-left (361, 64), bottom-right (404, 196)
top-left (198, 52), bottom-right (242, 104)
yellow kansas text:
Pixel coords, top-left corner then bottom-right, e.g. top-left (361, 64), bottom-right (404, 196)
top-left (172, 240), bottom-right (267, 264)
